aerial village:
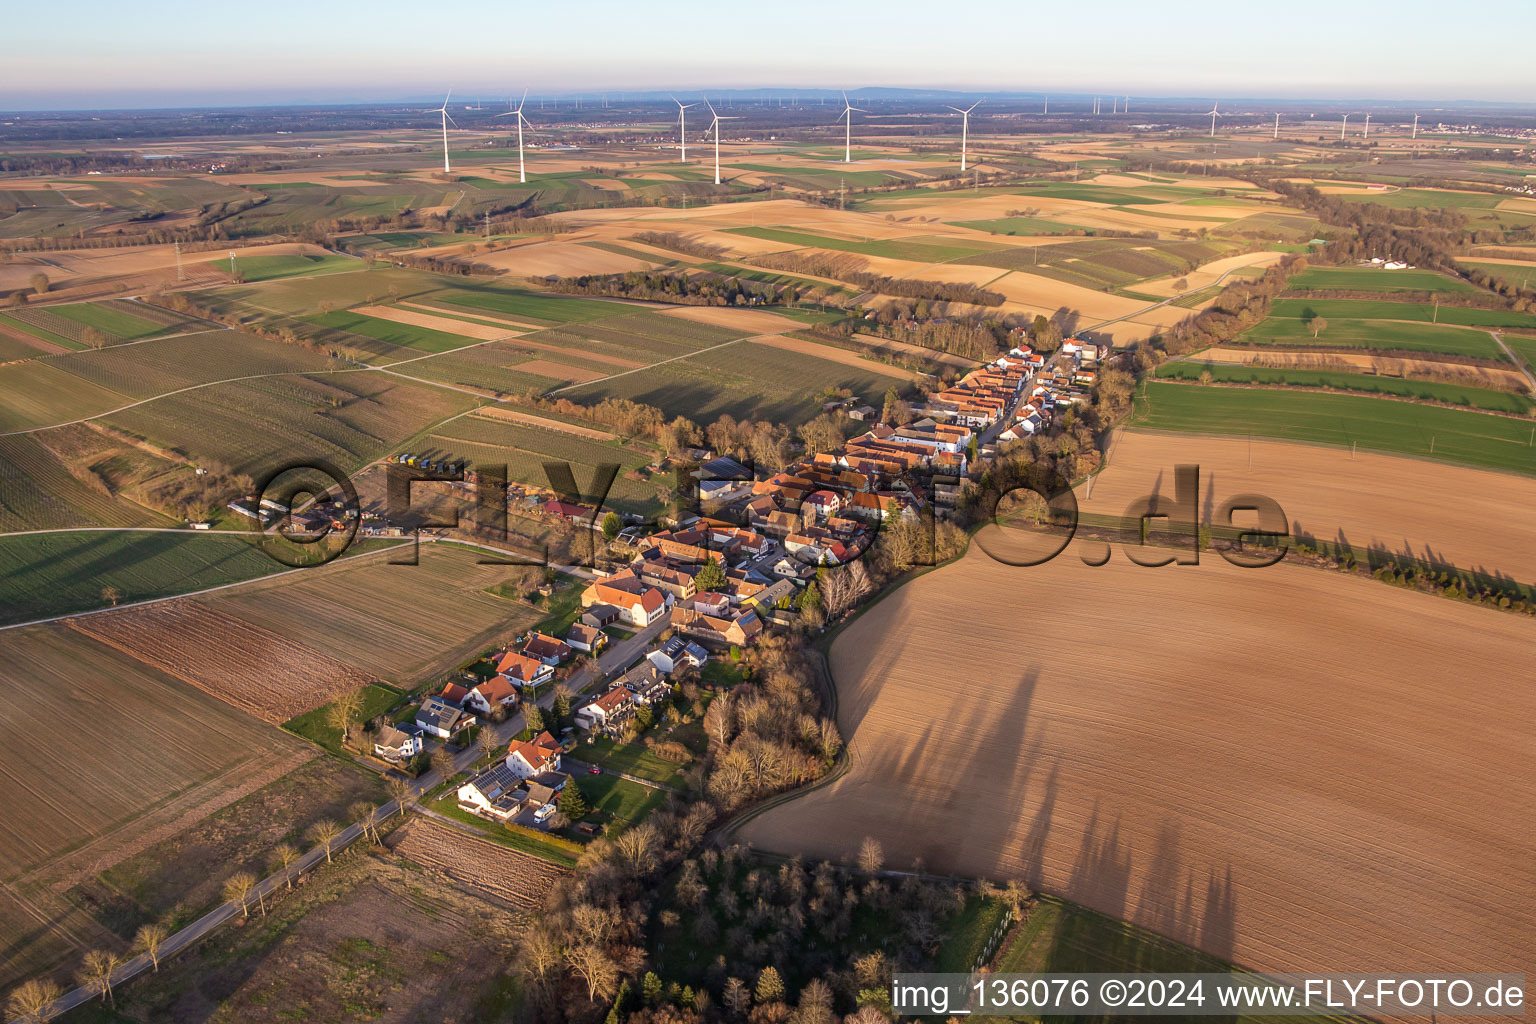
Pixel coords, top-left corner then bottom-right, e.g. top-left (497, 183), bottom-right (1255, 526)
top-left (350, 335), bottom-right (1108, 840)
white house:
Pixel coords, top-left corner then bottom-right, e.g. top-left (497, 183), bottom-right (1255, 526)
top-left (372, 724), bottom-right (422, 762)
top-left (575, 687), bottom-right (634, 732)
top-left (464, 676), bottom-right (519, 717)
top-left (648, 636), bottom-right (709, 675)
top-left (506, 731), bottom-right (563, 780)
top-left (457, 762), bottom-right (527, 822)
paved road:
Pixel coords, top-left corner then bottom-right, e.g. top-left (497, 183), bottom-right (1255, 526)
top-left (1489, 330), bottom-right (1536, 392)
top-left (36, 604), bottom-right (668, 1021)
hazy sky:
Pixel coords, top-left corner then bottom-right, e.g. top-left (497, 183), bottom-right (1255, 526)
top-left (4, 0), bottom-right (1534, 110)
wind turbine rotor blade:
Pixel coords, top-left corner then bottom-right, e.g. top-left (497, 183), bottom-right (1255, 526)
top-left (517, 87), bottom-right (528, 112)
top-left (944, 105), bottom-right (964, 114)
top-left (966, 100), bottom-right (982, 113)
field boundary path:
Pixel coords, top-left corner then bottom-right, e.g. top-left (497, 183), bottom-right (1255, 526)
top-left (1078, 261), bottom-right (1264, 337)
top-left (1490, 330), bottom-right (1536, 391)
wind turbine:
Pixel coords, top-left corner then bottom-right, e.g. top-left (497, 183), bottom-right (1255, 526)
top-left (673, 96), bottom-right (697, 163)
top-left (1206, 101), bottom-right (1222, 138)
top-left (1363, 112), bottom-right (1371, 139)
top-left (1340, 113), bottom-right (1351, 140)
top-left (701, 96), bottom-right (741, 185)
top-left (1273, 112), bottom-right (1280, 139)
top-left (1412, 113), bottom-right (1419, 139)
top-left (495, 89), bottom-right (537, 184)
top-left (945, 99), bottom-right (982, 172)
top-left (836, 91), bottom-right (866, 163)
top-left (424, 89), bottom-right (457, 173)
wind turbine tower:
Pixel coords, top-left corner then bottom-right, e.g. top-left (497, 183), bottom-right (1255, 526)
top-left (673, 97), bottom-right (697, 163)
top-left (1206, 101), bottom-right (1222, 138)
top-left (702, 97), bottom-right (740, 186)
top-left (1412, 113), bottom-right (1419, 139)
top-left (837, 92), bottom-right (866, 163)
top-left (1341, 113), bottom-right (1350, 140)
top-left (1363, 112), bottom-right (1371, 139)
top-left (425, 90), bottom-right (457, 173)
top-left (946, 100), bottom-right (982, 172)
top-left (1273, 112), bottom-right (1280, 139)
top-left (495, 89), bottom-right (537, 184)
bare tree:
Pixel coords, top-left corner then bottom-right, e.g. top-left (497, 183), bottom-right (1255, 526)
top-left (223, 871), bottom-right (257, 918)
top-left (565, 943), bottom-right (619, 1001)
top-left (476, 726), bottom-right (499, 763)
top-left (858, 836), bottom-right (884, 875)
top-left (272, 842), bottom-right (300, 888)
top-left (387, 776), bottom-right (415, 818)
top-left (723, 977), bottom-right (751, 1017)
top-left (77, 949), bottom-right (120, 1006)
top-left (28, 272), bottom-right (47, 294)
top-left (1001, 879), bottom-right (1031, 920)
top-left (6, 977), bottom-right (63, 1023)
top-left (1309, 316), bottom-right (1329, 339)
top-left (310, 819), bottom-right (341, 864)
top-left (100, 585), bottom-right (121, 607)
top-left (350, 801), bottom-right (381, 845)
top-left (134, 921), bottom-right (170, 971)
top-left (430, 745), bottom-right (457, 779)
top-left (516, 924), bottom-right (563, 990)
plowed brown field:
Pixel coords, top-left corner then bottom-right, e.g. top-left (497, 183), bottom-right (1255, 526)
top-left (1082, 429), bottom-right (1536, 580)
top-left (69, 600), bottom-right (379, 722)
top-left (740, 547), bottom-right (1536, 979)
top-left (390, 818), bottom-right (565, 909)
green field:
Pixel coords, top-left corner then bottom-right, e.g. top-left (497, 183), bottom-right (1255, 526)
top-left (572, 773), bottom-right (670, 833)
top-left (1155, 361), bottom-right (1535, 414)
top-left (430, 285), bottom-right (630, 324)
top-left (578, 735), bottom-right (689, 784)
top-left (0, 531), bottom-right (294, 625)
top-left (215, 251), bottom-right (359, 282)
top-left (949, 215), bottom-right (1089, 236)
top-left (724, 225), bottom-right (1002, 262)
top-left (1271, 297), bottom-right (1536, 330)
top-left (0, 360), bottom-right (132, 431)
top-left (1134, 381), bottom-right (1536, 475)
top-left (47, 301), bottom-right (183, 342)
top-left (308, 309), bottom-right (480, 354)
top-left (558, 334), bottom-right (912, 426)
top-left (984, 898), bottom-right (1340, 1024)
top-left (1458, 259), bottom-right (1536, 293)
top-left (1285, 265), bottom-right (1480, 294)
top-left (1503, 332), bottom-right (1536, 372)
top-left (1234, 315), bottom-right (1506, 359)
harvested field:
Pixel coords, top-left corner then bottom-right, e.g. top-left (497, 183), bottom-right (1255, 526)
top-left (474, 239), bottom-right (656, 276)
top-left (350, 304), bottom-right (518, 341)
top-left (0, 242), bottom-right (331, 300)
top-left (69, 600), bottom-right (381, 723)
top-left (1082, 428), bottom-right (1536, 580)
top-left (390, 817), bottom-right (566, 909)
top-left (470, 405), bottom-right (617, 440)
top-left (741, 547), bottom-right (1536, 979)
top-left (1135, 251), bottom-right (1285, 296)
top-left (510, 357), bottom-right (610, 383)
top-left (749, 334), bottom-right (925, 380)
top-left (0, 625), bottom-right (307, 878)
top-left (397, 299), bottom-right (545, 331)
top-left (206, 543), bottom-right (542, 686)
top-left (657, 304), bottom-right (804, 334)
top-left (1194, 344), bottom-right (1532, 391)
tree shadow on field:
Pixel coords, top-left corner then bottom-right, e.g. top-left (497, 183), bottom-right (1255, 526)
top-left (1037, 812), bottom-right (1240, 1024)
top-left (845, 670), bottom-right (1044, 878)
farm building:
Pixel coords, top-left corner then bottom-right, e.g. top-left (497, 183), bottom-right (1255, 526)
top-left (581, 569), bottom-right (669, 627)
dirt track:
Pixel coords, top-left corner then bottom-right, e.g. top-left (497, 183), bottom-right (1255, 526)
top-left (739, 547), bottom-right (1536, 979)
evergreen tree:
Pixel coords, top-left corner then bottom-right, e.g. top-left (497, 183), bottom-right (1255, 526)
top-left (694, 557), bottom-right (727, 592)
top-left (756, 966), bottom-right (786, 1004)
top-left (560, 782), bottom-right (588, 821)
